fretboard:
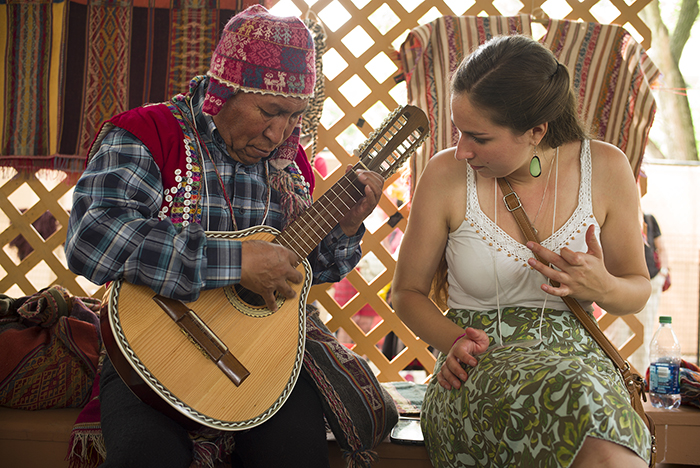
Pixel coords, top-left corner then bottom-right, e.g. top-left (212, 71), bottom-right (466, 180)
top-left (275, 166), bottom-right (365, 262)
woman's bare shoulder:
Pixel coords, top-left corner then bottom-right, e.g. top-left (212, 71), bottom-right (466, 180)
top-left (588, 139), bottom-right (632, 173)
top-left (418, 147), bottom-right (464, 184)
top-left (588, 139), bottom-right (639, 225)
top-left (411, 147), bottom-right (467, 230)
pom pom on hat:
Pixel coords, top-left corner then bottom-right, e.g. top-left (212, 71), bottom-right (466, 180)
top-left (204, 5), bottom-right (316, 116)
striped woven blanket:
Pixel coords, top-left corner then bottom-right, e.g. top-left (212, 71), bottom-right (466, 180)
top-left (399, 15), bottom-right (660, 186)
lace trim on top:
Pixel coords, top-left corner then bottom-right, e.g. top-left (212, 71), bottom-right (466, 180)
top-left (466, 139), bottom-right (595, 268)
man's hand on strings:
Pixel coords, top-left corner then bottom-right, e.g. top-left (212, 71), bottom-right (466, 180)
top-left (240, 240), bottom-right (303, 311)
top-left (338, 166), bottom-right (384, 236)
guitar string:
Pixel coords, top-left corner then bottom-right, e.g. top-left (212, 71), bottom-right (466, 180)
top-left (282, 116), bottom-right (413, 261)
top-left (282, 169), bottom-right (365, 259)
top-left (286, 114), bottom-right (420, 260)
top-left (286, 180), bottom-right (347, 254)
top-left (283, 171), bottom-right (362, 258)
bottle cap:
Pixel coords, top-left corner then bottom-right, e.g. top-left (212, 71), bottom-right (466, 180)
top-left (659, 316), bottom-right (672, 324)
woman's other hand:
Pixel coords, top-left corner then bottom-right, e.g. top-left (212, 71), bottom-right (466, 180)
top-left (526, 224), bottom-right (608, 302)
top-left (437, 327), bottom-right (489, 390)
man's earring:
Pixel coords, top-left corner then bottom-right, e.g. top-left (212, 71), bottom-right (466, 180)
top-left (530, 145), bottom-right (542, 178)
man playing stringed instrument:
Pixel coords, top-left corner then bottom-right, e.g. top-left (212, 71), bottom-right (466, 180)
top-left (65, 5), bottom-right (397, 467)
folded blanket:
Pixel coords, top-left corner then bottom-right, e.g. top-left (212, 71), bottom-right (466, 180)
top-left (680, 360), bottom-right (700, 409)
top-left (380, 381), bottom-right (426, 417)
top-left (0, 286), bottom-right (101, 410)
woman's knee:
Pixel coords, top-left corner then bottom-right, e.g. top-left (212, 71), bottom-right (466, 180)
top-left (571, 437), bottom-right (647, 468)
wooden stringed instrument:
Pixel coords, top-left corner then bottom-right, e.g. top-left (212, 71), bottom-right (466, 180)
top-left (102, 105), bottom-right (429, 431)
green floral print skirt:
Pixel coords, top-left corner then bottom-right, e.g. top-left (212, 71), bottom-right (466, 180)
top-left (421, 307), bottom-right (652, 467)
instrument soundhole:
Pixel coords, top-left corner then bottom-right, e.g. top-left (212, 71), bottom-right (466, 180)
top-left (225, 285), bottom-right (284, 317)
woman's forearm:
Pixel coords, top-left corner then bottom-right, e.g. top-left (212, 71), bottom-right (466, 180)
top-left (595, 274), bottom-right (651, 316)
top-left (392, 289), bottom-right (465, 355)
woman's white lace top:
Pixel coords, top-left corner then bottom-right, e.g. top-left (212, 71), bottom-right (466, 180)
top-left (445, 139), bottom-right (600, 311)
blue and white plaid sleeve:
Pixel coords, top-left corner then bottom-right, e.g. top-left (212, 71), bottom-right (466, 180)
top-left (64, 127), bottom-right (241, 302)
top-left (310, 224), bottom-right (364, 284)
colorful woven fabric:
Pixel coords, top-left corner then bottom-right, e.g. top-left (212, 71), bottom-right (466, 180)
top-left (399, 16), bottom-right (660, 190)
top-left (167, 0), bottom-right (221, 100)
top-left (680, 360), bottom-right (700, 409)
top-left (204, 4), bottom-right (316, 115)
top-left (0, 0), bottom-right (59, 158)
top-left (304, 305), bottom-right (398, 467)
top-left (67, 371), bottom-right (105, 468)
top-left (0, 0), bottom-right (263, 174)
top-left (540, 20), bottom-right (660, 178)
top-left (0, 286), bottom-right (101, 410)
top-left (77, 0), bottom-right (132, 156)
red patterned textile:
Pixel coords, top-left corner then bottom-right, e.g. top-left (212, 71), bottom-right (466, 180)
top-left (203, 4), bottom-right (316, 115)
top-left (0, 286), bottom-right (101, 410)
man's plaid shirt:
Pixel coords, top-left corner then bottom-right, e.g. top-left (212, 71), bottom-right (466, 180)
top-left (65, 80), bottom-right (364, 302)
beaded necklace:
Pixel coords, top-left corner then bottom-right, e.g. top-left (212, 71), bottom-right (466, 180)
top-left (179, 97), bottom-right (271, 231)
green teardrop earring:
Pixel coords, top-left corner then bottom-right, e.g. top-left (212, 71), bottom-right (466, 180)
top-left (530, 146), bottom-right (542, 178)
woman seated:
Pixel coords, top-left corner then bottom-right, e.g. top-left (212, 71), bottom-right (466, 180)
top-left (392, 34), bottom-right (653, 467)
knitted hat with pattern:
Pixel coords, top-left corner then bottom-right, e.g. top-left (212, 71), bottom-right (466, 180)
top-left (204, 5), bottom-right (316, 115)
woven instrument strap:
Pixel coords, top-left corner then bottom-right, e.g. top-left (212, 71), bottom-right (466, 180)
top-left (497, 177), bottom-right (656, 466)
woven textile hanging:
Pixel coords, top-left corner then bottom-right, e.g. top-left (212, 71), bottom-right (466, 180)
top-left (0, 0), bottom-right (264, 176)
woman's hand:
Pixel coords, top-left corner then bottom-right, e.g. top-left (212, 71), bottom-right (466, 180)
top-left (525, 224), bottom-right (610, 302)
top-left (437, 327), bottom-right (489, 390)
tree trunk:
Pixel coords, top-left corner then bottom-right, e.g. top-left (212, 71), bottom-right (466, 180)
top-left (671, 0), bottom-right (699, 62)
top-left (642, 0), bottom-right (699, 161)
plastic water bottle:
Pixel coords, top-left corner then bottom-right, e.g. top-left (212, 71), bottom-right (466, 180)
top-left (649, 316), bottom-right (681, 409)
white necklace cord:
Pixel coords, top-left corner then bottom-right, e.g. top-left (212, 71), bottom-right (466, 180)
top-left (494, 181), bottom-right (504, 347)
top-left (187, 99), bottom-right (271, 231)
top-left (532, 148), bottom-right (556, 232)
top-left (539, 146), bottom-right (559, 340)
top-left (261, 160), bottom-right (271, 226)
top-left (492, 146), bottom-right (559, 349)
top-left (203, 152), bottom-right (211, 231)
top-left (534, 146), bottom-right (559, 342)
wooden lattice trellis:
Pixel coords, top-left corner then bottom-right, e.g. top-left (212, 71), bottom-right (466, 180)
top-left (0, 0), bottom-right (655, 383)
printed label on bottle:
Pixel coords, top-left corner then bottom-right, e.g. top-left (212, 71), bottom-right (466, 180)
top-left (650, 362), bottom-right (680, 394)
